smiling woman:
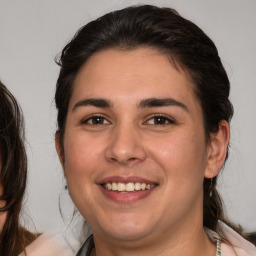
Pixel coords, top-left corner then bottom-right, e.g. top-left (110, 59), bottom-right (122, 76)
top-left (54, 5), bottom-right (256, 256)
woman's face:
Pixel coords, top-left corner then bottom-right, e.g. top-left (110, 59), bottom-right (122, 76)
top-left (0, 154), bottom-right (7, 233)
top-left (57, 48), bottom-right (220, 244)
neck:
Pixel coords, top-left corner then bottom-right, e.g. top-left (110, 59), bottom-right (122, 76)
top-left (92, 194), bottom-right (216, 256)
top-left (92, 222), bottom-right (216, 256)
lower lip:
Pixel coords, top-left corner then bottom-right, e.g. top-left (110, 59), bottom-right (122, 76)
top-left (98, 185), bottom-right (156, 203)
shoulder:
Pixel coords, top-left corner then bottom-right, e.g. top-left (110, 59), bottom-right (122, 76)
top-left (19, 233), bottom-right (74, 256)
top-left (217, 221), bottom-right (256, 256)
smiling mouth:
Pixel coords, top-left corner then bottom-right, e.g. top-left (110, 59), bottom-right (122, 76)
top-left (102, 182), bottom-right (156, 192)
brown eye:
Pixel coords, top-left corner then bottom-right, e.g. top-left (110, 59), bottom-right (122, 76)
top-left (154, 117), bottom-right (168, 125)
top-left (147, 115), bottom-right (175, 125)
top-left (91, 116), bottom-right (105, 124)
top-left (82, 115), bottom-right (109, 125)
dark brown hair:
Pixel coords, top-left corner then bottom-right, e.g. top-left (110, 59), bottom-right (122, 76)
top-left (247, 232), bottom-right (256, 245)
top-left (55, 5), bottom-right (233, 231)
top-left (0, 81), bottom-right (36, 255)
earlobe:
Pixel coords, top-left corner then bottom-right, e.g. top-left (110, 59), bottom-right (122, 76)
top-left (55, 132), bottom-right (65, 168)
top-left (204, 120), bottom-right (230, 178)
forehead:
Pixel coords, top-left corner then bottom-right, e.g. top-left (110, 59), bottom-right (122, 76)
top-left (70, 48), bottom-right (199, 108)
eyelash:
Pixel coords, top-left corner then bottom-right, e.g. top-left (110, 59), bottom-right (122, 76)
top-left (81, 115), bottom-right (110, 125)
top-left (145, 114), bottom-right (175, 126)
top-left (81, 114), bottom-right (175, 126)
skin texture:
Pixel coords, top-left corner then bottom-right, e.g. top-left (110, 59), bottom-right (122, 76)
top-left (0, 155), bottom-right (7, 233)
top-left (56, 48), bottom-right (229, 256)
top-left (0, 192), bottom-right (7, 234)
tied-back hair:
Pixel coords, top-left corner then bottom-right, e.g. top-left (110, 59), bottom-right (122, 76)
top-left (55, 5), bottom-right (234, 231)
top-left (0, 81), bottom-right (36, 255)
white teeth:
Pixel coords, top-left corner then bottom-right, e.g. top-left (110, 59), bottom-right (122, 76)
top-left (112, 182), bottom-right (117, 191)
top-left (141, 183), bottom-right (146, 190)
top-left (104, 182), bottom-right (154, 192)
top-left (106, 183), bottom-right (112, 190)
top-left (135, 182), bottom-right (141, 190)
top-left (126, 183), bottom-right (135, 191)
top-left (117, 183), bottom-right (126, 191)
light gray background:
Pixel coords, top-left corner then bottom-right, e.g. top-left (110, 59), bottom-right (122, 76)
top-left (0, 0), bottom-right (255, 233)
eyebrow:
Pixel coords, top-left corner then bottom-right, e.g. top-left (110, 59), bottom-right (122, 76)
top-left (72, 97), bottom-right (188, 112)
top-left (139, 98), bottom-right (188, 111)
top-left (73, 98), bottom-right (112, 111)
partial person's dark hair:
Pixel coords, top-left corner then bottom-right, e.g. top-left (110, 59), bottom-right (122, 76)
top-left (247, 232), bottom-right (256, 246)
top-left (55, 5), bottom-right (233, 231)
top-left (0, 81), bottom-right (36, 255)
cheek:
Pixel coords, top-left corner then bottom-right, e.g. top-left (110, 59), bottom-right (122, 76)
top-left (63, 132), bottom-right (104, 179)
top-left (147, 131), bottom-right (207, 182)
top-left (0, 211), bottom-right (7, 233)
top-left (0, 187), bottom-right (7, 233)
top-left (62, 133), bottom-right (102, 215)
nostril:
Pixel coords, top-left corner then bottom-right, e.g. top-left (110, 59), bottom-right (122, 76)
top-left (109, 157), bottom-right (137, 163)
top-left (128, 157), bottom-right (137, 161)
top-left (110, 157), bottom-right (118, 162)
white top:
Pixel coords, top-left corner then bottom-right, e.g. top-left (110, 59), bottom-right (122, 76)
top-left (19, 221), bottom-right (256, 256)
top-left (19, 233), bottom-right (74, 256)
top-left (207, 221), bottom-right (256, 256)
top-left (218, 222), bottom-right (256, 256)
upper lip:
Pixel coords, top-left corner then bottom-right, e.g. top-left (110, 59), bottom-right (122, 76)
top-left (98, 176), bottom-right (158, 185)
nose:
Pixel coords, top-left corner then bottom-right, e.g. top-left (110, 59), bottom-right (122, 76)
top-left (105, 125), bottom-right (147, 165)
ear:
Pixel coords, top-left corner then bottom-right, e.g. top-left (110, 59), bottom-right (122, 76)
top-left (204, 120), bottom-right (230, 178)
top-left (55, 132), bottom-right (65, 168)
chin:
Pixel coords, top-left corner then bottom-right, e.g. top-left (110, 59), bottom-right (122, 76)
top-left (95, 217), bottom-right (154, 242)
top-left (105, 228), bottom-right (150, 242)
